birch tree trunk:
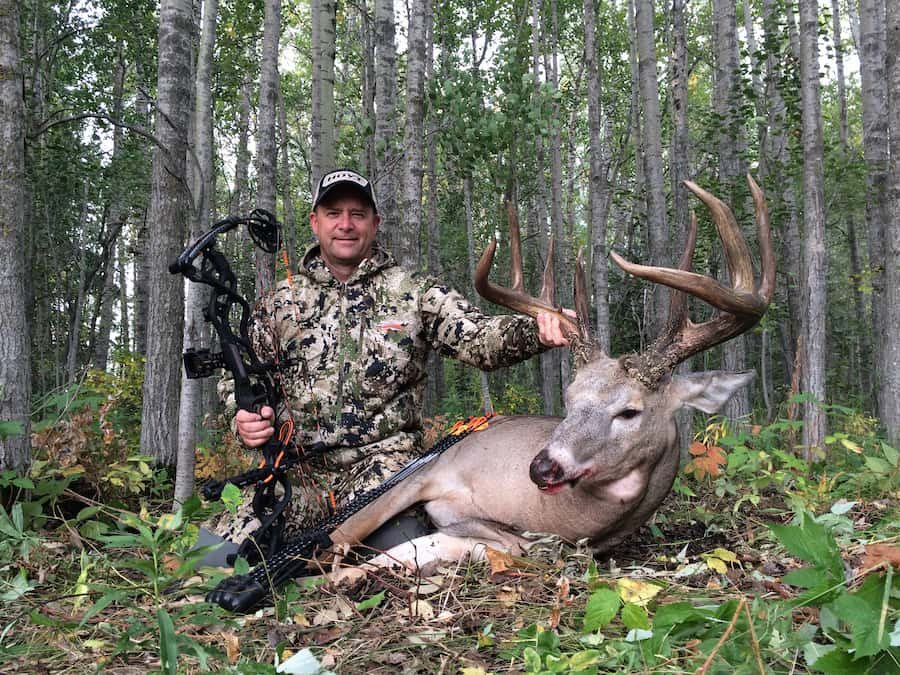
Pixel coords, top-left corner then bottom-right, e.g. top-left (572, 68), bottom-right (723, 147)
top-left (464, 176), bottom-right (493, 415)
top-left (634, 0), bottom-right (669, 339)
top-left (374, 0), bottom-right (398, 254)
top-left (859, 0), bottom-right (889, 421)
top-left (761, 0), bottom-right (801, 388)
top-left (583, 0), bottom-right (611, 352)
top-left (0, 0), bottom-right (31, 474)
top-left (311, 0), bottom-right (336, 188)
top-left (175, 0), bottom-right (217, 506)
top-left (255, 0), bottom-right (280, 294)
top-left (882, 0), bottom-right (900, 445)
top-left (398, 0), bottom-right (428, 269)
top-left (132, 60), bottom-right (153, 356)
top-left (798, 0), bottom-right (827, 456)
top-left (139, 0), bottom-right (193, 466)
top-left (360, 1), bottom-right (376, 176)
top-left (278, 85), bottom-right (298, 272)
top-left (713, 0), bottom-right (750, 422)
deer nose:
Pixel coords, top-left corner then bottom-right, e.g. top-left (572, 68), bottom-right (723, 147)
top-left (530, 448), bottom-right (564, 486)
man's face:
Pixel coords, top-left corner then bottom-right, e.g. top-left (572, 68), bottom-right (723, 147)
top-left (310, 186), bottom-right (381, 276)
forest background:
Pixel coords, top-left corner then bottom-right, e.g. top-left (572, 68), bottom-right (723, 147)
top-left (1, 0), bottom-right (900, 671)
top-left (1, 0), bottom-right (899, 495)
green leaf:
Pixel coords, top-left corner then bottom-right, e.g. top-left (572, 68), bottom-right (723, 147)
top-left (75, 506), bottom-right (103, 522)
top-left (583, 588), bottom-right (620, 632)
top-left (221, 483), bottom-right (242, 514)
top-left (810, 644), bottom-right (866, 674)
top-left (79, 589), bottom-right (127, 626)
top-left (356, 590), bottom-right (385, 611)
top-left (157, 608), bottom-right (178, 675)
top-left (783, 567), bottom-right (829, 589)
top-left (830, 573), bottom-right (895, 658)
top-left (523, 646), bottom-right (542, 671)
top-left (621, 603), bottom-right (650, 630)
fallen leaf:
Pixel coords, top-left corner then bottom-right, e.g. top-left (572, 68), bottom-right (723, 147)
top-left (485, 547), bottom-right (514, 575)
top-left (220, 630), bottom-right (239, 664)
top-left (410, 598), bottom-right (434, 619)
top-left (313, 627), bottom-right (343, 645)
top-left (556, 576), bottom-right (570, 601)
top-left (548, 607), bottom-right (560, 629)
top-left (860, 543), bottom-right (900, 571)
top-left (615, 578), bottom-right (662, 606)
top-left (496, 589), bottom-right (520, 607)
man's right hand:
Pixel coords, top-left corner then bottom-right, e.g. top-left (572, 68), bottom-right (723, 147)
top-left (235, 406), bottom-right (275, 448)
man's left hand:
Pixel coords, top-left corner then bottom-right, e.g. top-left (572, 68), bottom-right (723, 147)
top-left (536, 310), bottom-right (576, 348)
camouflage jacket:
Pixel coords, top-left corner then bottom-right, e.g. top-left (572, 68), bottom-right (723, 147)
top-left (219, 243), bottom-right (546, 467)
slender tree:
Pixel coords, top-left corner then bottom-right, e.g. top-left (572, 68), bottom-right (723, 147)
top-left (798, 0), bottom-right (827, 455)
top-left (255, 0), bottom-right (280, 293)
top-left (139, 0), bottom-right (194, 466)
top-left (311, 0), bottom-right (336, 188)
top-left (398, 0), bottom-right (429, 269)
top-left (634, 0), bottom-right (669, 339)
top-left (583, 0), bottom-right (611, 352)
top-left (883, 0), bottom-right (900, 445)
top-left (374, 0), bottom-right (398, 254)
top-left (0, 0), bottom-right (31, 475)
top-left (175, 0), bottom-right (218, 506)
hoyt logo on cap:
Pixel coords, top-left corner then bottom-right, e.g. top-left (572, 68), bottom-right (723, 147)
top-left (313, 169), bottom-right (379, 212)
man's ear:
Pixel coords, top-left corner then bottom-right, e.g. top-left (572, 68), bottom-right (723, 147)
top-left (669, 371), bottom-right (755, 414)
top-left (309, 210), bottom-right (319, 239)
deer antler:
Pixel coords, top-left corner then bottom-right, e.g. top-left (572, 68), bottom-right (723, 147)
top-left (475, 201), bottom-right (593, 358)
top-left (613, 174), bottom-right (775, 388)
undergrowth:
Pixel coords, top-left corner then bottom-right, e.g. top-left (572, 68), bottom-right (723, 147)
top-left (0, 382), bottom-right (898, 674)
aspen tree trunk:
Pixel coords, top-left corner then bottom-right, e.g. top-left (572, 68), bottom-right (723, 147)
top-left (832, 0), bottom-right (871, 403)
top-left (93, 51), bottom-right (128, 371)
top-left (464, 176), bottom-right (493, 415)
top-left (398, 0), bottom-right (428, 269)
top-left (255, 0), bottom-right (280, 295)
top-left (278, 85), bottom-right (298, 272)
top-left (532, 0), bottom-right (557, 416)
top-left (761, 0), bottom-right (801, 389)
top-left (175, 0), bottom-right (218, 506)
top-left (882, 0), bottom-right (900, 446)
top-left (118, 235), bottom-right (130, 352)
top-left (65, 188), bottom-right (91, 384)
top-left (0, 0), bottom-right (31, 474)
top-left (713, 0), bottom-right (750, 422)
top-left (798, 0), bottom-right (827, 456)
top-left (360, 1), bottom-right (376, 176)
top-left (139, 0), bottom-right (193, 466)
top-left (231, 83), bottom-right (252, 216)
top-left (634, 0), bottom-right (669, 340)
top-left (311, 0), bottom-right (336, 188)
top-left (859, 0), bottom-right (889, 420)
top-left (374, 0), bottom-right (398, 253)
top-left (583, 0), bottom-right (610, 351)
top-left (424, 1), bottom-right (443, 414)
top-left (133, 59), bottom-right (153, 356)
top-left (670, 0), bottom-right (695, 450)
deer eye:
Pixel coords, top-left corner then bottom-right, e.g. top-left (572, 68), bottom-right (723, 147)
top-left (616, 408), bottom-right (641, 420)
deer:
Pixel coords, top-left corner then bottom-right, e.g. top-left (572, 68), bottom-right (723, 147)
top-left (300, 176), bottom-right (774, 582)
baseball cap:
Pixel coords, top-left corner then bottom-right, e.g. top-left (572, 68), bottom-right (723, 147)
top-left (312, 169), bottom-right (379, 212)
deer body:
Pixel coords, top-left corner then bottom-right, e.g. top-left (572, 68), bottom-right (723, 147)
top-left (329, 176), bottom-right (772, 577)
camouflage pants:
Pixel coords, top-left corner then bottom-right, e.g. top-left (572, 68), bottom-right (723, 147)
top-left (206, 444), bottom-right (420, 546)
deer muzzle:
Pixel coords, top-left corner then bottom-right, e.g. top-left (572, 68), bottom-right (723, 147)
top-left (529, 448), bottom-right (565, 490)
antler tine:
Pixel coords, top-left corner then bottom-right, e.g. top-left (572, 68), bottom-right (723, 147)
top-left (475, 202), bottom-right (581, 341)
top-left (506, 201), bottom-right (526, 293)
top-left (539, 236), bottom-right (556, 306)
top-left (614, 175), bottom-right (775, 387)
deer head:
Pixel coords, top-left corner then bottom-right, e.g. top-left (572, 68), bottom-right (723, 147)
top-left (475, 176), bottom-right (775, 495)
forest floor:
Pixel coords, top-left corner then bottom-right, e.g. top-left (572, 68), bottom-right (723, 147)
top-left (2, 415), bottom-right (899, 674)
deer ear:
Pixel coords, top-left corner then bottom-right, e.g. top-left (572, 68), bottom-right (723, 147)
top-left (669, 371), bottom-right (755, 414)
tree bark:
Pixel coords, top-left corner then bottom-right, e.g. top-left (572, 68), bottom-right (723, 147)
top-left (798, 0), bottom-right (827, 456)
top-left (175, 0), bottom-right (218, 506)
top-left (0, 0), bottom-right (31, 474)
top-left (882, 0), bottom-right (900, 445)
top-left (859, 0), bottom-right (890, 421)
top-left (374, 0), bottom-right (398, 255)
top-left (311, 0), bottom-right (336, 188)
top-left (255, 0), bottom-right (280, 295)
top-left (278, 85), bottom-right (299, 273)
top-left (398, 0), bottom-right (428, 269)
top-left (583, 0), bottom-right (611, 352)
top-left (139, 0), bottom-right (193, 466)
top-left (463, 176), bottom-right (492, 415)
top-left (634, 0), bottom-right (669, 340)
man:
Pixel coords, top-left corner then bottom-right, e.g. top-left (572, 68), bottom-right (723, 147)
top-left (211, 169), bottom-right (569, 547)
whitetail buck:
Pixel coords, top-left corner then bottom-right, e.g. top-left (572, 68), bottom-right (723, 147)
top-left (329, 175), bottom-right (774, 575)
